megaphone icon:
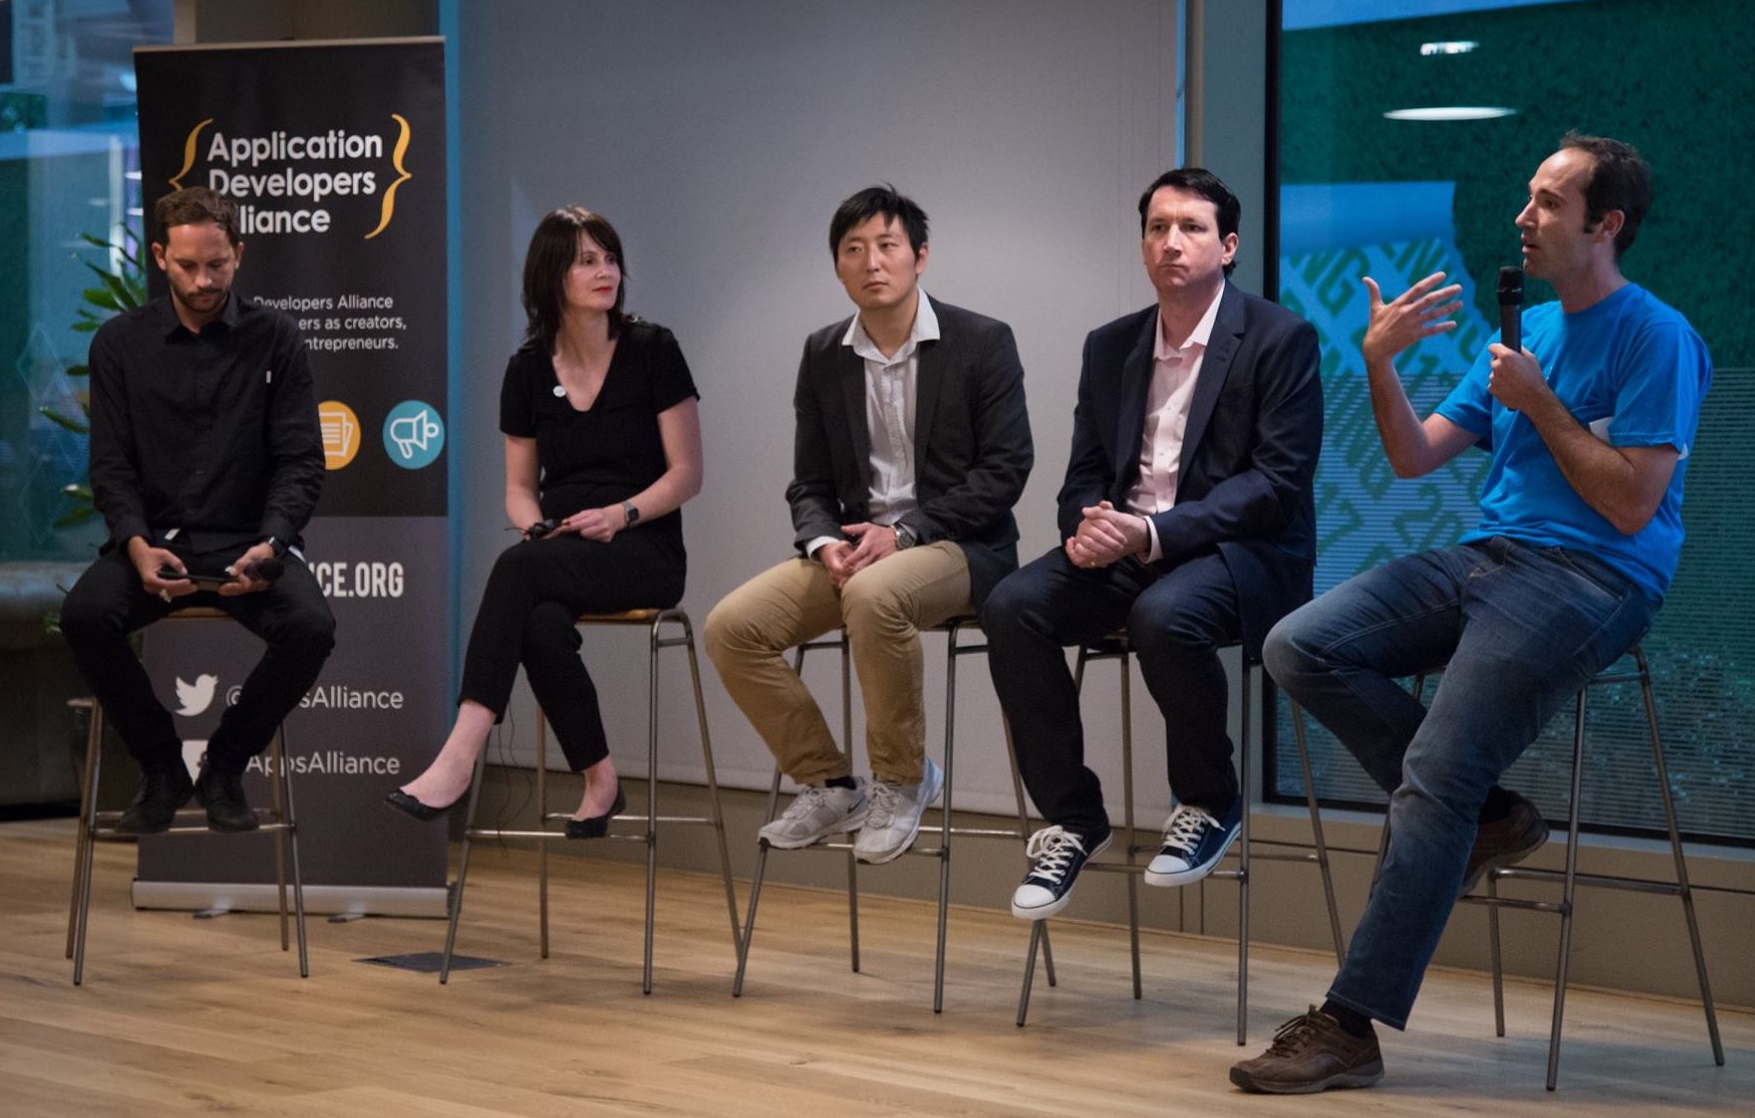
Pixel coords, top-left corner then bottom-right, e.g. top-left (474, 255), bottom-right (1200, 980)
top-left (389, 407), bottom-right (440, 460)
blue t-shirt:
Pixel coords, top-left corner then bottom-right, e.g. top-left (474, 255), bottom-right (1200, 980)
top-left (1436, 283), bottom-right (1711, 602)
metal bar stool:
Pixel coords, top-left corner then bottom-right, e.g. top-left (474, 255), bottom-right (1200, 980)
top-left (1016, 633), bottom-right (1344, 1043)
top-left (64, 606), bottom-right (307, 986)
top-left (732, 616), bottom-right (1057, 1012)
top-left (439, 608), bottom-right (738, 992)
top-left (1378, 641), bottom-right (1724, 1089)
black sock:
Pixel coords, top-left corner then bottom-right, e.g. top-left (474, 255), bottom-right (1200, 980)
top-left (1480, 784), bottom-right (1513, 823)
top-left (1320, 998), bottom-right (1373, 1037)
top-left (824, 776), bottom-right (857, 791)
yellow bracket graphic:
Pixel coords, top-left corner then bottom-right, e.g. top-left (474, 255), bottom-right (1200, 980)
top-left (365, 113), bottom-right (413, 240)
top-left (169, 119), bottom-right (215, 191)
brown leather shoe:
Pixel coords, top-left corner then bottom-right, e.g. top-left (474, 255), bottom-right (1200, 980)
top-left (1461, 789), bottom-right (1549, 897)
top-left (1230, 1007), bottom-right (1384, 1094)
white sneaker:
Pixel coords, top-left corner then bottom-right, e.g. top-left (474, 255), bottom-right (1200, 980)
top-left (852, 756), bottom-right (944, 864)
top-left (758, 780), bottom-right (868, 849)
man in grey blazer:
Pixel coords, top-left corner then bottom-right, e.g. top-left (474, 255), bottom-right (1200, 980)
top-left (706, 185), bottom-right (1033, 864)
top-left (983, 168), bottom-right (1322, 919)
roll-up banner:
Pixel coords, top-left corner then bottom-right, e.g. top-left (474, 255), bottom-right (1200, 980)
top-left (131, 38), bottom-right (449, 915)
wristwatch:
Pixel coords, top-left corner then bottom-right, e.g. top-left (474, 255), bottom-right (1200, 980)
top-left (621, 501), bottom-right (641, 527)
top-left (260, 535), bottom-right (289, 558)
top-left (893, 522), bottom-right (916, 550)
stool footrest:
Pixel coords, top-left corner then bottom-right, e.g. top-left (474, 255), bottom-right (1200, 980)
top-left (1491, 865), bottom-right (1689, 897)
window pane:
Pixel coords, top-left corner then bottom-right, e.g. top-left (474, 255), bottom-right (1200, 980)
top-left (1269, 0), bottom-right (1755, 845)
top-left (0, 1), bottom-right (172, 561)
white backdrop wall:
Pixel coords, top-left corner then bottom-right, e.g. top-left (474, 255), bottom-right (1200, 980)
top-left (453, 1), bottom-right (1263, 818)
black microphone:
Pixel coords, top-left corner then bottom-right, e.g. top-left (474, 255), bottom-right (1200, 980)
top-left (1497, 266), bottom-right (1524, 354)
top-left (241, 556), bottom-right (285, 582)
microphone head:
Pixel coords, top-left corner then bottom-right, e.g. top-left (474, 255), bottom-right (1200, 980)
top-left (248, 556), bottom-right (285, 582)
top-left (1497, 265), bottom-right (1524, 304)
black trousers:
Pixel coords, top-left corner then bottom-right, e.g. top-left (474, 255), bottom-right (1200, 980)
top-left (458, 531), bottom-right (684, 771)
top-left (61, 546), bottom-right (336, 776)
top-left (981, 546), bottom-right (1242, 837)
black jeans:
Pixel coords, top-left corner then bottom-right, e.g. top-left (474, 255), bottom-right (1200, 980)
top-left (457, 531), bottom-right (684, 770)
top-left (61, 546), bottom-right (336, 776)
top-left (982, 545), bottom-right (1242, 837)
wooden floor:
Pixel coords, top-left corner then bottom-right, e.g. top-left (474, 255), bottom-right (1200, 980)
top-left (1, 818), bottom-right (1746, 1117)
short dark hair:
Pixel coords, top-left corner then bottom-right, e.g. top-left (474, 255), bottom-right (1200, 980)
top-left (1137, 168), bottom-right (1241, 276)
top-left (154, 187), bottom-right (240, 246)
top-left (521, 206), bottom-right (627, 350)
top-left (1558, 131), bottom-right (1652, 258)
top-left (829, 185), bottom-right (929, 259)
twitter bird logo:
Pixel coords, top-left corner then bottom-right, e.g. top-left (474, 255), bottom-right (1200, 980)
top-left (175, 674), bottom-right (219, 717)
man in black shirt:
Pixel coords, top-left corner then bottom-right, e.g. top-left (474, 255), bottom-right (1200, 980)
top-left (61, 187), bottom-right (334, 833)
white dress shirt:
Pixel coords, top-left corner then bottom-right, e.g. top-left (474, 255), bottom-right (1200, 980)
top-left (805, 292), bottom-right (941, 556)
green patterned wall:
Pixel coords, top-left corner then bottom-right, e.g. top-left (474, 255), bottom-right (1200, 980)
top-left (1270, 0), bottom-right (1755, 844)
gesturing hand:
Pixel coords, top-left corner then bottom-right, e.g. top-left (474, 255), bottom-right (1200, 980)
top-left (1361, 271), bottom-right (1464, 367)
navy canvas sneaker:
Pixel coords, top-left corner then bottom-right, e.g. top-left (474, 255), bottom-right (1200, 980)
top-left (1010, 825), bottom-right (1112, 920)
top-left (1144, 798), bottom-right (1241, 886)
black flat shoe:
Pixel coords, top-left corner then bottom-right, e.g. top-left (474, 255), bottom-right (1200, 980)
top-left (195, 767), bottom-right (260, 833)
top-left (385, 789), bottom-right (452, 822)
top-left (115, 766), bottom-right (196, 834)
top-left (566, 784), bottom-right (626, 839)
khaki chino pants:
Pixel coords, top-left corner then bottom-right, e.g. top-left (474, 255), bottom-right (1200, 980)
top-left (704, 543), bottom-right (971, 785)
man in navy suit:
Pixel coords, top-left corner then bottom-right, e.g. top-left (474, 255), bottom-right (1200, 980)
top-left (983, 168), bottom-right (1322, 920)
top-left (706, 185), bottom-right (1032, 866)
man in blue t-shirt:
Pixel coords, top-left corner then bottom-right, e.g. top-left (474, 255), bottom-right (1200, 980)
top-left (1231, 134), bottom-right (1711, 1093)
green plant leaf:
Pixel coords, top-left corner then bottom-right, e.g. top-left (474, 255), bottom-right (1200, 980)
top-left (39, 406), bottom-right (90, 434)
top-left (83, 264), bottom-right (138, 310)
top-left (52, 507), bottom-right (98, 529)
top-left (66, 363), bottom-right (89, 378)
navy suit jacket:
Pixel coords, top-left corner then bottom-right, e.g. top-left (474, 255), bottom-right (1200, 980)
top-left (1057, 283), bottom-right (1323, 654)
top-left (786, 296), bottom-right (1034, 609)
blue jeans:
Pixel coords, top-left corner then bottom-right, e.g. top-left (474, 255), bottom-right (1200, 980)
top-left (1263, 537), bottom-right (1656, 1029)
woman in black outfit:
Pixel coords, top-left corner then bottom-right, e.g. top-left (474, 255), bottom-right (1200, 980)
top-left (387, 207), bottom-right (701, 835)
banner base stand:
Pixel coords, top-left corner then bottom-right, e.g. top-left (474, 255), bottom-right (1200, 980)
top-left (133, 880), bottom-right (448, 918)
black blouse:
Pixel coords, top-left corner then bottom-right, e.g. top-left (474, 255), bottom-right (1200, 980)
top-left (499, 321), bottom-right (698, 550)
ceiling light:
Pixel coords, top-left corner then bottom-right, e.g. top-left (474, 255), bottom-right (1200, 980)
top-left (1420, 40), bottom-right (1479, 55)
top-left (1384, 106), bottom-right (1515, 121)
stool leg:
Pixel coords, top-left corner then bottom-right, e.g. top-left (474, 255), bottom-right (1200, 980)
top-left (271, 728), bottom-right (290, 952)
top-left (932, 626), bottom-right (957, 1014)
top-left (277, 726), bottom-right (309, 978)
top-left (676, 613), bottom-right (742, 954)
top-left (1003, 716), bottom-right (1055, 988)
top-left (1017, 920), bottom-right (1045, 1027)
top-left (1289, 701), bottom-right (1345, 964)
top-left (642, 617), bottom-right (661, 995)
top-left (71, 704), bottom-right (105, 986)
top-left (1488, 872), bottom-right (1505, 1037)
top-left (440, 740), bottom-right (491, 983)
top-left (1236, 656), bottom-right (1251, 1045)
top-left (537, 713), bottom-right (549, 960)
top-left (67, 699), bottom-right (101, 961)
top-left (1120, 651), bottom-right (1141, 1002)
top-left (840, 632), bottom-right (860, 974)
top-left (1635, 645), bottom-right (1724, 1066)
top-left (732, 765), bottom-right (785, 997)
top-left (1545, 687), bottom-right (1589, 1091)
